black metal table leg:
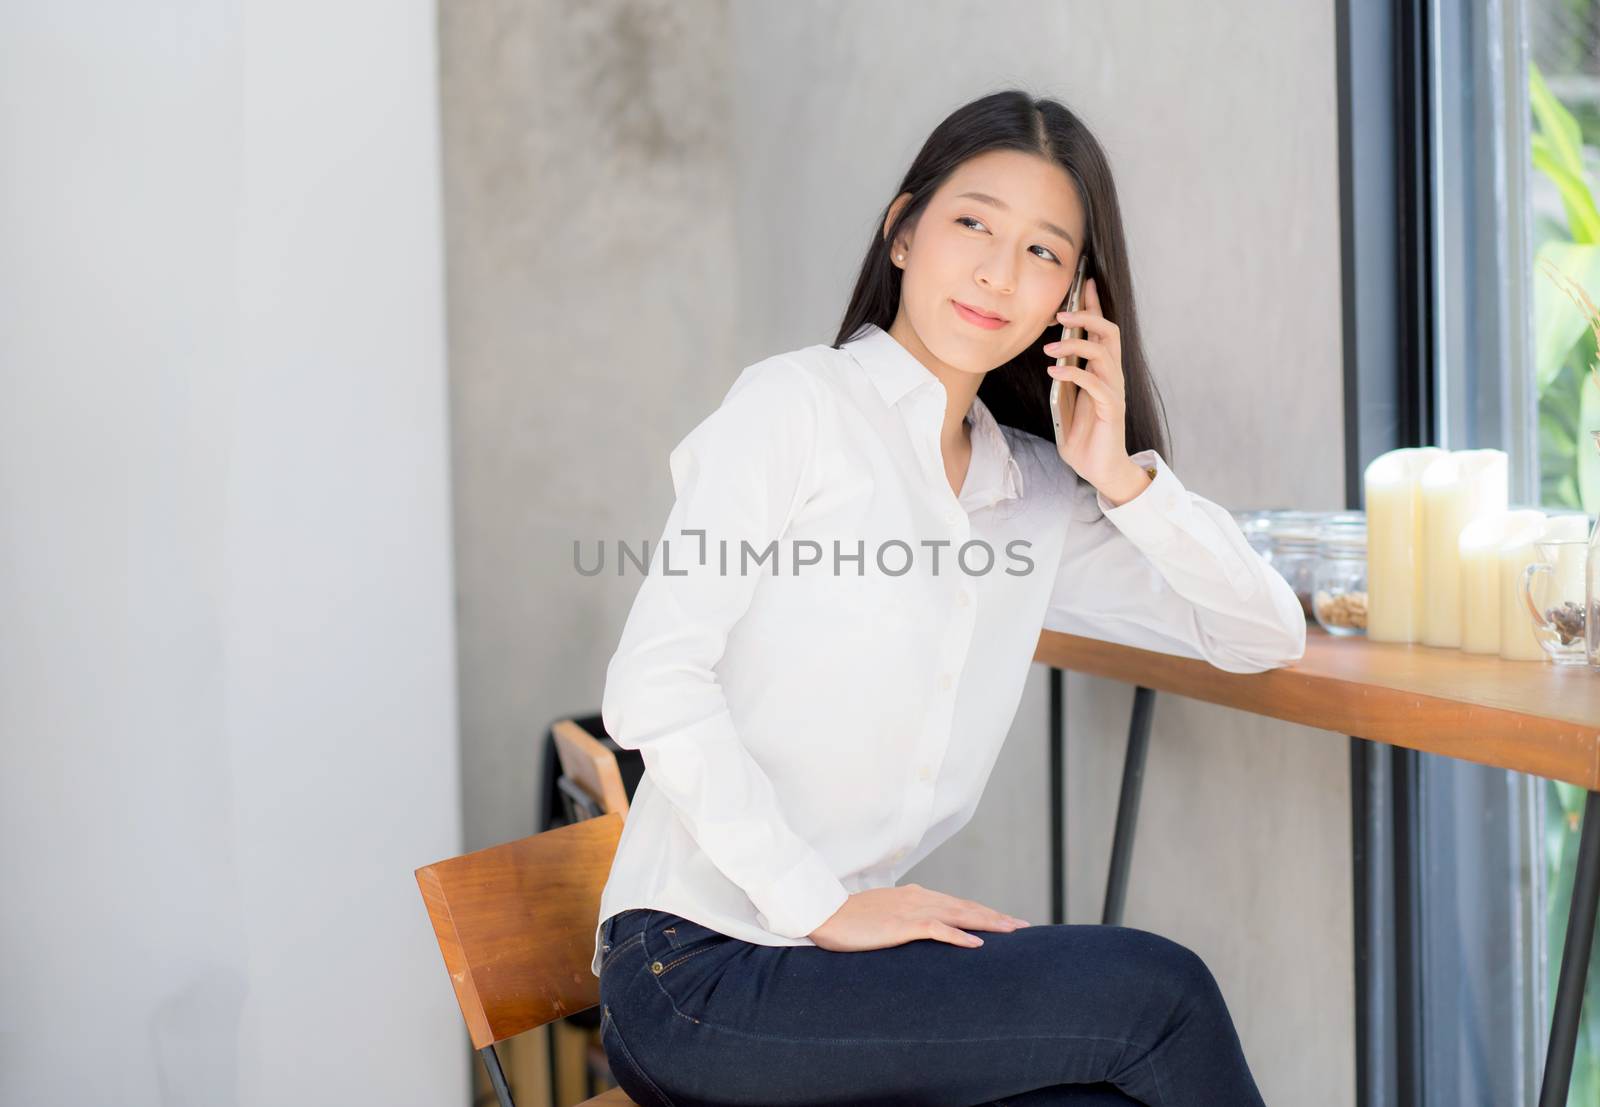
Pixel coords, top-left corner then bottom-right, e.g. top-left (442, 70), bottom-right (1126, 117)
top-left (1050, 667), bottom-right (1066, 925)
top-left (1538, 788), bottom-right (1600, 1107)
top-left (1350, 736), bottom-right (1402, 1107)
top-left (1103, 686), bottom-right (1157, 927)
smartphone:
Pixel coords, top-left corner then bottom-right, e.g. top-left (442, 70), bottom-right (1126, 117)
top-left (1050, 253), bottom-right (1091, 456)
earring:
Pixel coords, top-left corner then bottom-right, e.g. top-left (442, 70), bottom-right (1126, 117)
top-left (896, 253), bottom-right (904, 261)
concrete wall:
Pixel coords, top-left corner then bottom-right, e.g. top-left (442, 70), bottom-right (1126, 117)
top-left (0, 3), bottom-right (467, 1105)
top-left (441, 2), bottom-right (1350, 1102)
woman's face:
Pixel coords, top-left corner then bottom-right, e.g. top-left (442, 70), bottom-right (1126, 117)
top-left (886, 149), bottom-right (1087, 374)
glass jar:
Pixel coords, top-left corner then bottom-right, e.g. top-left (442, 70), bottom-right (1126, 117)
top-left (1312, 516), bottom-right (1367, 636)
top-left (1578, 438), bottom-right (1600, 669)
top-left (1264, 510), bottom-right (1323, 620)
top-left (1589, 438), bottom-right (1600, 667)
top-left (1523, 537), bottom-right (1588, 664)
top-left (1230, 508), bottom-right (1279, 559)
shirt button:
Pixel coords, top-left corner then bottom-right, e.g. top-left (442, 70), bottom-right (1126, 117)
top-left (917, 764), bottom-right (932, 781)
top-left (946, 508), bottom-right (961, 524)
top-left (893, 848), bottom-right (906, 861)
top-left (956, 590), bottom-right (970, 608)
top-left (938, 672), bottom-right (954, 691)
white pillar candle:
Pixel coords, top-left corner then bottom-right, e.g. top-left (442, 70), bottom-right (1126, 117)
top-left (1419, 450), bottom-right (1508, 647)
top-left (1499, 511), bottom-right (1554, 660)
top-left (1459, 513), bottom-right (1519, 654)
top-left (1364, 447), bottom-right (1449, 643)
top-left (1544, 512), bottom-right (1593, 544)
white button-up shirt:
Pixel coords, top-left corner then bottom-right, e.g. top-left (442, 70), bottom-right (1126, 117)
top-left (591, 322), bottom-right (1305, 976)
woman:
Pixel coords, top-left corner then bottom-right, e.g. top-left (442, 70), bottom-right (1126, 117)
top-left (591, 89), bottom-right (1304, 1107)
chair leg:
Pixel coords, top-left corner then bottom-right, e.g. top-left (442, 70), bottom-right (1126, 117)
top-left (548, 1020), bottom-right (561, 1107)
top-left (480, 1044), bottom-right (515, 1107)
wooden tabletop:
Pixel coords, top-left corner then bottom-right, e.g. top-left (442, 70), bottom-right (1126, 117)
top-left (1033, 625), bottom-right (1600, 791)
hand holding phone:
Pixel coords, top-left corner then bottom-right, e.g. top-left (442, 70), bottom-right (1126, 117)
top-left (1050, 253), bottom-right (1091, 460)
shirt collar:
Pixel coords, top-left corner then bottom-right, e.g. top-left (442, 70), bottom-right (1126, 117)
top-left (840, 322), bottom-right (1025, 508)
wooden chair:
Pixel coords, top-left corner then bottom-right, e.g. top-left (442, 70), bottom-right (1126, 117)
top-left (416, 810), bottom-right (637, 1107)
top-left (551, 718), bottom-right (631, 822)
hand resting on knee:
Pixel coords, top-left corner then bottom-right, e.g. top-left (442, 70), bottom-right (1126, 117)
top-left (808, 883), bottom-right (1032, 952)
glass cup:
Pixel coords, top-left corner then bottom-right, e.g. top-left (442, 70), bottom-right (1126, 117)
top-left (1520, 537), bottom-right (1589, 665)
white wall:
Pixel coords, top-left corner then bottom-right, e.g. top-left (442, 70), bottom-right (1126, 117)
top-left (0, 4), bottom-right (467, 1105)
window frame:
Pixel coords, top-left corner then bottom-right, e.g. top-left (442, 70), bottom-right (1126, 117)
top-left (1336, 0), bottom-right (1546, 1103)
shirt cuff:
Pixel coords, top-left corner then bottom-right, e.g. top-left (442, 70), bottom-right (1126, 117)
top-left (1094, 449), bottom-right (1186, 549)
top-left (747, 847), bottom-right (851, 938)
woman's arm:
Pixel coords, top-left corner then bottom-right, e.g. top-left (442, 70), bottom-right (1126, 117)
top-left (601, 357), bottom-right (850, 938)
top-left (1042, 447), bottom-right (1307, 674)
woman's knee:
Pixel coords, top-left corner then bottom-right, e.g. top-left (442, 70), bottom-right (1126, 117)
top-left (1121, 927), bottom-right (1225, 1013)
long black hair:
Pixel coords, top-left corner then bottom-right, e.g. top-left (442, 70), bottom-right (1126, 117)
top-left (832, 88), bottom-right (1173, 470)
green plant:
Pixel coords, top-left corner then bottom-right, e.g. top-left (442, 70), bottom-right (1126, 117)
top-left (1531, 61), bottom-right (1600, 511)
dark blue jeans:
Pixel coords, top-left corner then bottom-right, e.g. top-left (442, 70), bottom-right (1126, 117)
top-left (596, 907), bottom-right (1268, 1106)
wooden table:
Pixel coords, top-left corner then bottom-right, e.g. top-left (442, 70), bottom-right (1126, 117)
top-left (1033, 624), bottom-right (1600, 1107)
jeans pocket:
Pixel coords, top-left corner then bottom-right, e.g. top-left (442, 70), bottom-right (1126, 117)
top-left (658, 913), bottom-right (729, 951)
top-left (653, 914), bottom-right (734, 978)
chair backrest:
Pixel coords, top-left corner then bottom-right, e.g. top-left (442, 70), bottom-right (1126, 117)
top-left (415, 811), bottom-right (625, 1049)
top-left (552, 718), bottom-right (631, 817)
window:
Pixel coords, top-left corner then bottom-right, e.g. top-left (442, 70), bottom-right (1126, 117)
top-left (1525, 2), bottom-right (1600, 1103)
top-left (1399, 0), bottom-right (1598, 1102)
top-left (1342, 0), bottom-right (1600, 1103)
